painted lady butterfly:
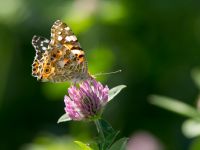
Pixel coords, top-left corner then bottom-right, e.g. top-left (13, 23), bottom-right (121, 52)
top-left (32, 20), bottom-right (91, 83)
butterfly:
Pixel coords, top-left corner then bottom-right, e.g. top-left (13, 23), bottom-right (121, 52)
top-left (31, 20), bottom-right (91, 83)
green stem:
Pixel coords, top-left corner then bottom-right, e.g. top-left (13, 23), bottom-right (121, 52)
top-left (95, 119), bottom-right (105, 141)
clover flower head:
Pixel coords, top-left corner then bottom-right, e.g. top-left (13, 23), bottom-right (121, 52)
top-left (64, 79), bottom-right (109, 121)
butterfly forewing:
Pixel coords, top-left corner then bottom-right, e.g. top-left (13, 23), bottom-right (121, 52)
top-left (49, 20), bottom-right (81, 50)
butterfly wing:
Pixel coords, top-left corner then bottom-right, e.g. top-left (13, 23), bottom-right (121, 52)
top-left (48, 20), bottom-right (82, 55)
top-left (31, 20), bottom-right (89, 83)
top-left (31, 36), bottom-right (49, 77)
top-left (44, 20), bottom-right (89, 83)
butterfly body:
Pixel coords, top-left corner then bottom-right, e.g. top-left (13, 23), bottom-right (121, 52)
top-left (32, 20), bottom-right (90, 83)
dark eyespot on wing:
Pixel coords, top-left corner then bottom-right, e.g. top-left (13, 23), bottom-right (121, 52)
top-left (78, 54), bottom-right (84, 58)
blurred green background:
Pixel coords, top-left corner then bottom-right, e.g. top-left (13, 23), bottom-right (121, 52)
top-left (1, 0), bottom-right (200, 149)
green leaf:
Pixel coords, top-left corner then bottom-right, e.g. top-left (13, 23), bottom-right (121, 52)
top-left (87, 142), bottom-right (99, 150)
top-left (182, 119), bottom-right (200, 138)
top-left (74, 141), bottom-right (93, 150)
top-left (108, 85), bottom-right (126, 102)
top-left (149, 95), bottom-right (200, 119)
top-left (57, 113), bottom-right (71, 123)
top-left (98, 119), bottom-right (115, 137)
top-left (109, 138), bottom-right (128, 150)
top-left (103, 130), bottom-right (120, 149)
top-left (97, 119), bottom-right (120, 149)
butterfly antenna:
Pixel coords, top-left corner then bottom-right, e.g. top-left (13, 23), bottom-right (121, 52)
top-left (93, 70), bottom-right (122, 77)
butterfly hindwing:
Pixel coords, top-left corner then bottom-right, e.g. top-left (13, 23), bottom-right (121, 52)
top-left (31, 36), bottom-right (50, 77)
top-left (32, 35), bottom-right (49, 60)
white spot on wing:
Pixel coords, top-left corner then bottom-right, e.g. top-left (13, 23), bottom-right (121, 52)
top-left (70, 35), bottom-right (77, 41)
top-left (42, 47), bottom-right (47, 50)
top-left (65, 35), bottom-right (77, 42)
top-left (65, 36), bottom-right (71, 42)
top-left (51, 33), bottom-right (55, 37)
top-left (71, 49), bottom-right (82, 55)
top-left (44, 39), bottom-right (49, 43)
top-left (58, 36), bottom-right (63, 41)
top-left (65, 27), bottom-right (70, 31)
